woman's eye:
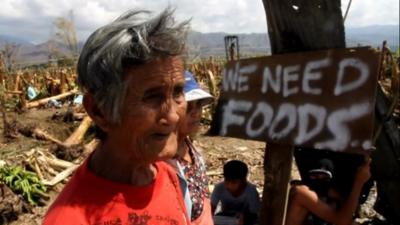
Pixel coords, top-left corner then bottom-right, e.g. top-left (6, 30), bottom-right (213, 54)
top-left (143, 93), bottom-right (163, 102)
top-left (173, 86), bottom-right (184, 99)
top-left (187, 101), bottom-right (202, 113)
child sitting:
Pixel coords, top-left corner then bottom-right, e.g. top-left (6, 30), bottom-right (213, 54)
top-left (211, 160), bottom-right (260, 225)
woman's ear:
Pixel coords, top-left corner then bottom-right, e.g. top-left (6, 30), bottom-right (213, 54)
top-left (83, 93), bottom-right (112, 133)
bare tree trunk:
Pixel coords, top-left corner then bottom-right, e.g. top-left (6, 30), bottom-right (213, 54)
top-left (14, 71), bottom-right (21, 92)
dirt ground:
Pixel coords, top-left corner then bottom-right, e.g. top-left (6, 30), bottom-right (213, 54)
top-left (0, 107), bottom-right (378, 224)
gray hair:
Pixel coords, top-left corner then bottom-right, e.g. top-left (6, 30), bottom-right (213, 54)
top-left (77, 8), bottom-right (190, 123)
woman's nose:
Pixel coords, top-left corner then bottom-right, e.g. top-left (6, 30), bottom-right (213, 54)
top-left (159, 99), bottom-right (181, 126)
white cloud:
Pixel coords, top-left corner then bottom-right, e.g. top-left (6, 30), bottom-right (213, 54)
top-left (342, 0), bottom-right (399, 27)
top-left (0, 0), bottom-right (30, 19)
top-left (0, 0), bottom-right (398, 43)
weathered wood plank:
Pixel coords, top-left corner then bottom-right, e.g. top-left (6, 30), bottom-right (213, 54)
top-left (211, 47), bottom-right (380, 153)
top-left (262, 0), bottom-right (345, 53)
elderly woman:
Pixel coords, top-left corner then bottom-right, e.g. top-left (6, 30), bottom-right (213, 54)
top-left (43, 8), bottom-right (191, 225)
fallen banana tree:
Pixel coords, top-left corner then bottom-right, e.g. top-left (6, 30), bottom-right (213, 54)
top-left (26, 137), bottom-right (98, 186)
top-left (63, 116), bottom-right (92, 147)
top-left (24, 89), bottom-right (79, 109)
top-left (11, 112), bottom-right (92, 148)
top-left (24, 148), bottom-right (78, 186)
top-left (2, 110), bottom-right (94, 161)
top-left (18, 126), bottom-right (64, 146)
top-left (51, 116), bottom-right (93, 160)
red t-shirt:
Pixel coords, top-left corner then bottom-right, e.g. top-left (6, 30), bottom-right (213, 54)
top-left (43, 159), bottom-right (190, 225)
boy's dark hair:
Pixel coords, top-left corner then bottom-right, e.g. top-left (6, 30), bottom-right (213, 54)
top-left (223, 160), bottom-right (248, 181)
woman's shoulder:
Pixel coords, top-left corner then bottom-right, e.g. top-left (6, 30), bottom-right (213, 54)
top-left (156, 161), bottom-right (183, 183)
top-left (156, 160), bottom-right (176, 174)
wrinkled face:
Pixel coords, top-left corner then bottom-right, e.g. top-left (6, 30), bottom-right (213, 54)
top-left (179, 100), bottom-right (204, 136)
top-left (106, 56), bottom-right (187, 164)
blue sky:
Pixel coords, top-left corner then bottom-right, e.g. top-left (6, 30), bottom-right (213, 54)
top-left (0, 0), bottom-right (398, 44)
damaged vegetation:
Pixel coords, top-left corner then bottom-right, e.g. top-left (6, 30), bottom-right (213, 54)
top-left (0, 44), bottom-right (398, 224)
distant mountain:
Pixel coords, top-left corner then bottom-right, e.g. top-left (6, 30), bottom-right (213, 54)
top-left (0, 35), bottom-right (32, 45)
top-left (345, 25), bottom-right (399, 50)
top-left (1, 25), bottom-right (398, 67)
top-left (187, 31), bottom-right (270, 59)
top-left (187, 25), bottom-right (399, 57)
top-left (0, 38), bottom-right (79, 67)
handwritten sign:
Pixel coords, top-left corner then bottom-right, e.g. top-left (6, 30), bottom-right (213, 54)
top-left (210, 47), bottom-right (380, 153)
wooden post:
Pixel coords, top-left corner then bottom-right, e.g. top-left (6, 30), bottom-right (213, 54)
top-left (260, 1), bottom-right (345, 225)
top-left (14, 71), bottom-right (22, 92)
top-left (260, 143), bottom-right (293, 225)
top-left (60, 69), bottom-right (68, 94)
top-left (0, 65), bottom-right (4, 89)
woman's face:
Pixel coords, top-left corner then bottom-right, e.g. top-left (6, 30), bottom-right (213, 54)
top-left (179, 100), bottom-right (204, 136)
top-left (105, 56), bottom-right (187, 164)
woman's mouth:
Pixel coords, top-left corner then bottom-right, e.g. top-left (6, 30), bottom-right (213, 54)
top-left (151, 132), bottom-right (172, 141)
top-left (191, 120), bottom-right (201, 126)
